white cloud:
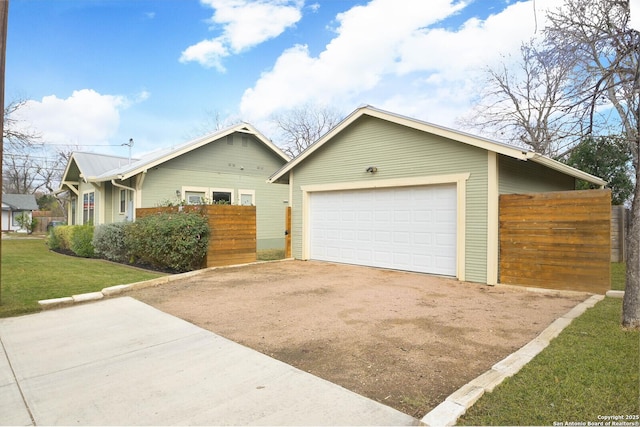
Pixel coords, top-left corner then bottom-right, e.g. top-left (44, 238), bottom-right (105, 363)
top-left (10, 89), bottom-right (137, 147)
top-left (631, 0), bottom-right (640, 31)
top-left (180, 0), bottom-right (304, 71)
top-left (239, 0), bottom-right (555, 127)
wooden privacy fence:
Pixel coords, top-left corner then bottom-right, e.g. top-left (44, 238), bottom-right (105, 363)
top-left (499, 189), bottom-right (611, 294)
top-left (32, 211), bottom-right (66, 233)
top-left (611, 205), bottom-right (628, 262)
top-left (136, 205), bottom-right (256, 268)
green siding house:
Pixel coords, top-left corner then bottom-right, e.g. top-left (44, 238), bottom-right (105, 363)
top-left (268, 106), bottom-right (606, 285)
top-left (58, 123), bottom-right (290, 250)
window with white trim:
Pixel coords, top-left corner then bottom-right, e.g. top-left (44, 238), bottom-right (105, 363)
top-left (12, 211), bottom-right (26, 228)
top-left (119, 189), bottom-right (127, 214)
top-left (212, 189), bottom-right (233, 204)
top-left (238, 189), bottom-right (255, 206)
top-left (71, 196), bottom-right (77, 225)
top-left (83, 191), bottom-right (95, 224)
top-left (185, 191), bottom-right (206, 205)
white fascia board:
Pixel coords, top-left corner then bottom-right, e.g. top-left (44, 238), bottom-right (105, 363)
top-left (102, 126), bottom-right (243, 181)
top-left (268, 107), bottom-right (369, 182)
top-left (267, 105), bottom-right (534, 183)
top-left (362, 106), bottom-right (533, 160)
top-left (530, 154), bottom-right (607, 187)
top-left (236, 125), bottom-right (290, 162)
top-left (267, 105), bottom-right (606, 188)
top-left (109, 123), bottom-right (288, 182)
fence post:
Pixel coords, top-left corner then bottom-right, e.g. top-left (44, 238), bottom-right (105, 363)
top-left (285, 206), bottom-right (291, 259)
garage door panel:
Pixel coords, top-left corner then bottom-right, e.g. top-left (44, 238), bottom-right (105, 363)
top-left (414, 210), bottom-right (433, 222)
top-left (413, 232), bottom-right (432, 245)
top-left (394, 232), bottom-right (410, 244)
top-left (309, 184), bottom-right (457, 276)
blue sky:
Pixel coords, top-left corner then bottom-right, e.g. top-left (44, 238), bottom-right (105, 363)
top-left (7, 0), bottom-right (567, 158)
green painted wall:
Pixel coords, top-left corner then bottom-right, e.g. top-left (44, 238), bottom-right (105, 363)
top-left (103, 177), bottom-right (136, 224)
top-left (498, 155), bottom-right (575, 194)
top-left (139, 132), bottom-right (288, 249)
top-left (290, 116), bottom-right (490, 283)
top-left (77, 181), bottom-right (99, 225)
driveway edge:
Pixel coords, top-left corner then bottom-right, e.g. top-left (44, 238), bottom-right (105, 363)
top-left (38, 258), bottom-right (295, 310)
top-left (420, 293), bottom-right (605, 427)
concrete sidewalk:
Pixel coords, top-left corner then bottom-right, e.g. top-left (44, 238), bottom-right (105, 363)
top-left (0, 297), bottom-right (419, 426)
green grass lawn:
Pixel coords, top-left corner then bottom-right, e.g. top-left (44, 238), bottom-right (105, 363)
top-left (458, 263), bottom-right (639, 425)
top-left (0, 238), bottom-right (164, 317)
top-left (611, 262), bottom-right (626, 291)
top-left (257, 248), bottom-right (286, 261)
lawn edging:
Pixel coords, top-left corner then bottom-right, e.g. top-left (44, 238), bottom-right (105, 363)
top-left (38, 258), bottom-right (295, 310)
top-left (605, 290), bottom-right (625, 298)
top-left (421, 293), bottom-right (605, 427)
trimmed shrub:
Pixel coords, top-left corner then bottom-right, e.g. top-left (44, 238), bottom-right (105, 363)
top-left (93, 223), bottom-right (129, 263)
top-left (126, 211), bottom-right (209, 272)
top-left (47, 225), bottom-right (74, 251)
top-left (70, 224), bottom-right (95, 258)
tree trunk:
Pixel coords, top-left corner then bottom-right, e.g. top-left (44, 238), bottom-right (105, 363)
top-left (622, 156), bottom-right (640, 329)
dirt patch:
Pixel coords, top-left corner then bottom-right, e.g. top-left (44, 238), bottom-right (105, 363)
top-left (126, 260), bottom-right (589, 419)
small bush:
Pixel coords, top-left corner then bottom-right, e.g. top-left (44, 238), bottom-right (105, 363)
top-left (46, 228), bottom-right (61, 250)
top-left (93, 223), bottom-right (129, 263)
top-left (126, 211), bottom-right (209, 272)
top-left (15, 213), bottom-right (38, 234)
top-left (70, 224), bottom-right (95, 258)
top-left (47, 225), bottom-right (74, 251)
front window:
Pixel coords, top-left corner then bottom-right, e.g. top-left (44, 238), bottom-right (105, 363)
top-left (83, 192), bottom-right (95, 224)
top-left (12, 211), bottom-right (25, 228)
top-left (212, 191), bottom-right (231, 204)
top-left (119, 189), bottom-right (126, 214)
top-left (239, 189), bottom-right (255, 206)
top-left (185, 191), bottom-right (206, 205)
top-left (71, 196), bottom-right (77, 225)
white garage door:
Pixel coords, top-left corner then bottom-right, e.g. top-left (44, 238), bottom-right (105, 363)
top-left (309, 184), bottom-right (457, 276)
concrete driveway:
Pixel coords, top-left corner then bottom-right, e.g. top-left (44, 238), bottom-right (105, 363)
top-left (0, 297), bottom-right (419, 426)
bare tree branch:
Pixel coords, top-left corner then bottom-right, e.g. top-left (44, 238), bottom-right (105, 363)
top-left (271, 103), bottom-right (343, 158)
top-left (457, 41), bottom-right (581, 156)
top-left (543, 0), bottom-right (640, 328)
top-left (2, 98), bottom-right (66, 194)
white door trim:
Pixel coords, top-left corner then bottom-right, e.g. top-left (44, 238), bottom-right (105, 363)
top-left (301, 173), bottom-right (470, 280)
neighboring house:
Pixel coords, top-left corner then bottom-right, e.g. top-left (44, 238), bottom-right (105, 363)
top-left (268, 105), bottom-right (607, 285)
top-left (57, 123), bottom-right (291, 250)
top-left (2, 194), bottom-right (39, 232)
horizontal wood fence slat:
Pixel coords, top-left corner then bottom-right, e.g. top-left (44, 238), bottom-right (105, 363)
top-left (136, 205), bottom-right (256, 268)
top-left (499, 189), bottom-right (611, 294)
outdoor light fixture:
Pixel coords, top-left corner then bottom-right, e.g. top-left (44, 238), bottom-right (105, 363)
top-left (176, 190), bottom-right (181, 198)
top-left (366, 166), bottom-right (378, 173)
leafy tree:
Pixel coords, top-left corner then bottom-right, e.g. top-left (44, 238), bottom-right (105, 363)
top-left (565, 136), bottom-right (633, 205)
top-left (14, 212), bottom-right (37, 234)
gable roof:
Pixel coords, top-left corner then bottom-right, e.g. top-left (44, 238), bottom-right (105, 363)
top-left (62, 152), bottom-right (136, 183)
top-left (97, 122), bottom-right (289, 182)
top-left (268, 105), bottom-right (606, 187)
top-left (2, 194), bottom-right (38, 211)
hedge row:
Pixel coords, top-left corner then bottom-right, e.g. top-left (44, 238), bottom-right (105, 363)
top-left (46, 212), bottom-right (209, 272)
